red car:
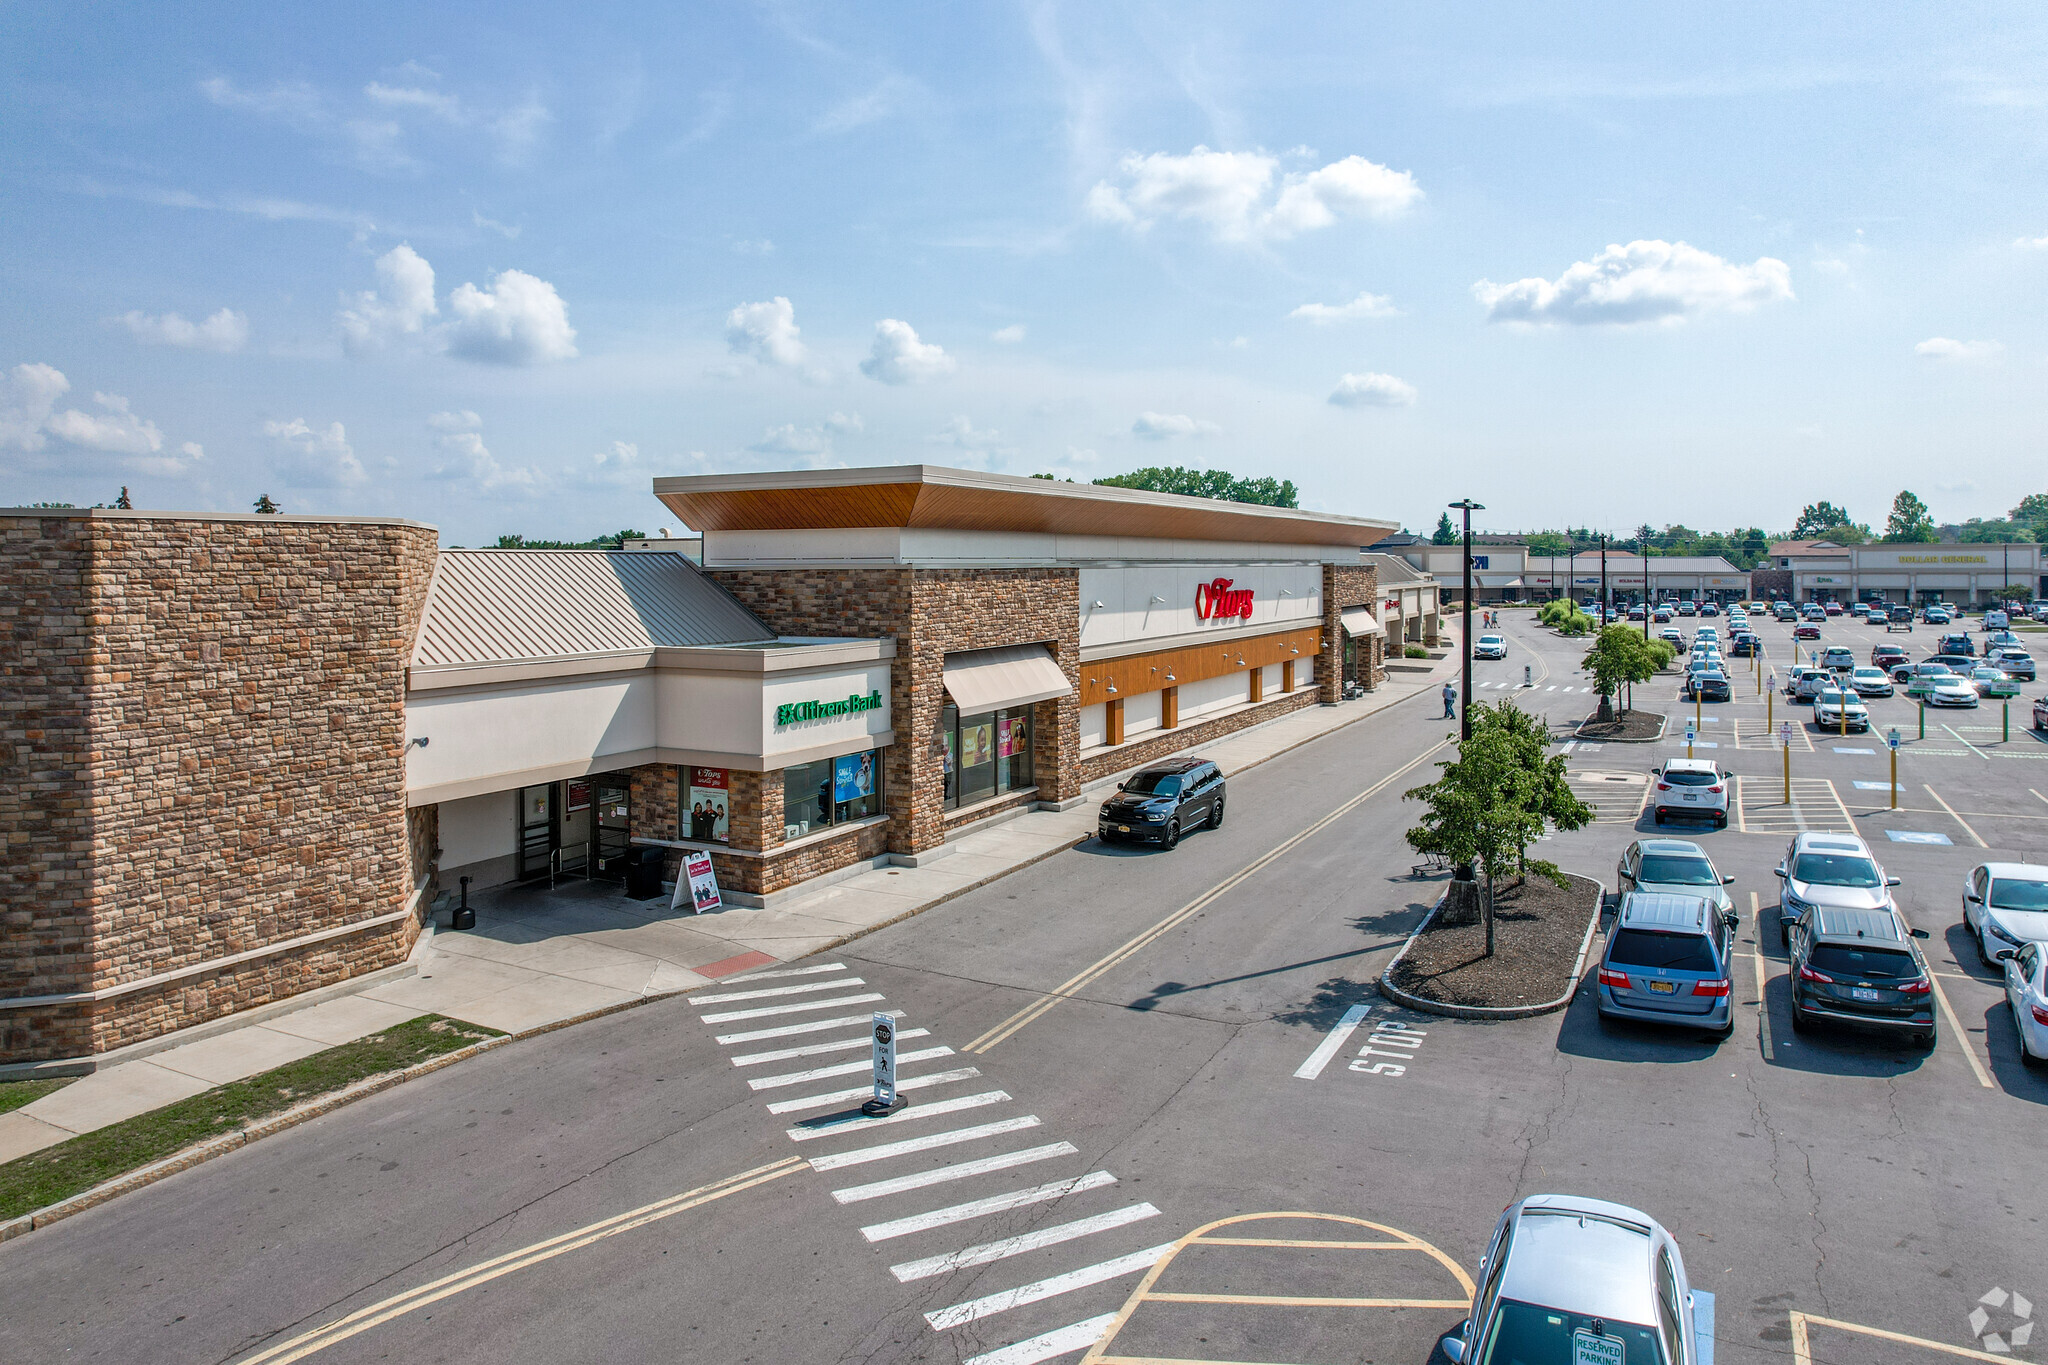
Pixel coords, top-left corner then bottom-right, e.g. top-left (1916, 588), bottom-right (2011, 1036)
top-left (1794, 622), bottom-right (1822, 640)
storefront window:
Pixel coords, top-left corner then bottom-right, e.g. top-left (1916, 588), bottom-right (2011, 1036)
top-left (997, 708), bottom-right (1033, 792)
top-left (782, 753), bottom-right (883, 839)
top-left (957, 711), bottom-right (997, 806)
top-left (941, 704), bottom-right (1035, 810)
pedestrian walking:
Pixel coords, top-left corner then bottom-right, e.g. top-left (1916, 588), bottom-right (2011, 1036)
top-left (1442, 681), bottom-right (1457, 719)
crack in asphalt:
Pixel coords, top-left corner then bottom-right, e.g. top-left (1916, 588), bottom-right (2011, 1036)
top-left (210, 1087), bottom-right (768, 1365)
top-left (1743, 1071), bottom-right (1832, 1319)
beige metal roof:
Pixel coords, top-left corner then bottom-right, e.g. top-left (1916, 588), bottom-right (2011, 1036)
top-left (412, 550), bottom-right (774, 668)
top-left (1362, 552), bottom-right (1433, 585)
top-left (941, 644), bottom-right (1074, 714)
top-left (1339, 605), bottom-right (1383, 637)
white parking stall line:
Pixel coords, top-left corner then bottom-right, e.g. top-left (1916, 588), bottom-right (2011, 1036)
top-left (860, 1171), bottom-right (1119, 1242)
top-left (889, 1204), bottom-right (1162, 1282)
top-left (789, 1090), bottom-right (1011, 1142)
top-left (716, 1010), bottom-right (902, 1045)
top-left (806, 1116), bottom-right (1045, 1171)
top-left (721, 962), bottom-right (848, 984)
top-left (765, 1066), bottom-right (981, 1115)
top-left (699, 993), bottom-right (886, 1024)
top-left (1294, 1004), bottom-right (1371, 1080)
top-left (1941, 723), bottom-right (1992, 762)
top-left (748, 1046), bottom-right (955, 1091)
top-left (731, 1028), bottom-right (928, 1068)
top-left (832, 1142), bottom-right (1079, 1204)
top-left (926, 1245), bottom-right (1175, 1331)
top-left (962, 1314), bottom-right (1119, 1365)
top-left (1924, 784), bottom-right (1988, 849)
top-left (687, 978), bottom-right (865, 1006)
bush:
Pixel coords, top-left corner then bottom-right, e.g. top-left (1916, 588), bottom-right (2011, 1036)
top-left (1405, 644), bottom-right (1429, 659)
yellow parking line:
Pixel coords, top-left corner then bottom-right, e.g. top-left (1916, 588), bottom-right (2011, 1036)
top-left (1924, 784), bottom-right (1988, 848)
top-left (233, 1157), bottom-right (807, 1364)
top-left (1791, 1310), bottom-right (2011, 1363)
top-left (1145, 1293), bottom-right (1470, 1308)
top-left (1926, 971), bottom-right (1995, 1090)
top-left (1750, 893), bottom-right (1775, 1061)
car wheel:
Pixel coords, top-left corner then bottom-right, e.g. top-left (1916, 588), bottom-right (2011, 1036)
top-left (1709, 1022), bottom-right (1735, 1043)
top-left (1161, 819), bottom-right (1180, 850)
top-left (1715, 813), bottom-right (1728, 830)
top-left (1652, 808), bottom-right (1664, 825)
top-left (1790, 1005), bottom-right (1812, 1033)
top-left (1210, 796), bottom-right (1224, 828)
top-left (2017, 1007), bottom-right (2046, 1068)
top-left (1913, 1029), bottom-right (1936, 1049)
top-left (1979, 930), bottom-right (1998, 969)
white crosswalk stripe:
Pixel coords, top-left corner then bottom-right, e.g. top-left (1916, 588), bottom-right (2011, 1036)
top-left (805, 1116), bottom-right (1045, 1171)
top-left (831, 1142), bottom-right (1079, 1204)
top-left (731, 1028), bottom-right (928, 1068)
top-left (716, 1010), bottom-right (902, 1045)
top-left (788, 1090), bottom-right (1010, 1141)
top-left (748, 1046), bottom-right (954, 1091)
top-left (860, 1171), bottom-right (1118, 1242)
top-left (698, 992), bottom-right (885, 1024)
top-left (721, 962), bottom-right (849, 983)
top-left (889, 1204), bottom-right (1161, 1281)
top-left (963, 1314), bottom-right (1120, 1365)
top-left (688, 978), bottom-right (866, 1005)
top-left (925, 1244), bottom-right (1175, 1330)
top-left (765, 1065), bottom-right (981, 1115)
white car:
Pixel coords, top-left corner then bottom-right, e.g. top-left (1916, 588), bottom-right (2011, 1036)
top-left (1694, 626), bottom-right (1719, 643)
top-left (1926, 676), bottom-right (1980, 708)
top-left (1473, 634), bottom-right (1507, 659)
top-left (1812, 688), bottom-right (1870, 732)
top-left (1964, 862), bottom-right (2048, 966)
top-left (1650, 757), bottom-right (1729, 829)
top-left (1847, 666), bottom-right (1894, 697)
top-left (1776, 831), bottom-right (1900, 946)
top-left (2001, 942), bottom-right (2048, 1068)
top-left (1996, 650), bottom-right (2037, 682)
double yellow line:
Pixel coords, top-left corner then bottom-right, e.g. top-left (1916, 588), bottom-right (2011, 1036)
top-left (236, 1156), bottom-right (806, 1364)
top-left (964, 740), bottom-right (1451, 1054)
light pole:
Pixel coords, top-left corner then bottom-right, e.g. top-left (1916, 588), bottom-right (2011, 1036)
top-left (1451, 499), bottom-right (1485, 741)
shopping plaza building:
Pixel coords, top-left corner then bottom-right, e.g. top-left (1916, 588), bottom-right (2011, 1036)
top-left (0, 467), bottom-right (1395, 1066)
top-left (1762, 540), bottom-right (2045, 606)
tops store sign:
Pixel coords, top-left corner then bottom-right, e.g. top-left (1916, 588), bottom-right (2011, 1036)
top-left (776, 691), bottom-right (884, 727)
top-left (1195, 578), bottom-right (1255, 621)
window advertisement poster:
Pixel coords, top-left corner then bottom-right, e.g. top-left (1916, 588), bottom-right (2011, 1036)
top-left (673, 849), bottom-right (721, 915)
top-left (687, 766), bottom-right (730, 844)
top-left (833, 752), bottom-right (876, 803)
top-left (961, 721), bottom-right (993, 769)
top-left (997, 716), bottom-right (1026, 759)
top-left (566, 780), bottom-right (592, 813)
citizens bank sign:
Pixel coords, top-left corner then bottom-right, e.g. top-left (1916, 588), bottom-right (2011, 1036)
top-left (776, 691), bottom-right (883, 726)
top-left (1195, 577), bottom-right (1255, 621)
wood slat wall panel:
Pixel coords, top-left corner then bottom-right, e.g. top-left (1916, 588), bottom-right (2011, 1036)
top-left (1077, 626), bottom-right (1322, 706)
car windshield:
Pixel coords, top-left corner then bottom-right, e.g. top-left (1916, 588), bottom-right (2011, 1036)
top-left (1481, 636), bottom-right (1503, 645)
top-left (1640, 855), bottom-right (1717, 885)
top-left (1919, 665), bottom-right (1953, 676)
top-left (1791, 853), bottom-right (1882, 887)
top-left (1809, 944), bottom-right (1916, 980)
top-left (1661, 770), bottom-right (1717, 786)
top-left (1817, 691), bottom-right (1853, 705)
top-left (1853, 669), bottom-right (1884, 679)
top-left (1990, 879), bottom-right (2048, 912)
top-left (1478, 1299), bottom-right (1666, 1365)
top-left (1123, 772), bottom-right (1183, 796)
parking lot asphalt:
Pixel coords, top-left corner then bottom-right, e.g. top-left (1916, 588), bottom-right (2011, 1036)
top-left (4, 607), bottom-right (2043, 1365)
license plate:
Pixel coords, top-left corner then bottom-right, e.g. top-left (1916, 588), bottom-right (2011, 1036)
top-left (1684, 794), bottom-right (1697, 802)
top-left (1851, 987), bottom-right (1880, 1002)
top-left (1118, 825), bottom-right (1130, 834)
top-left (1648, 980), bottom-right (1677, 993)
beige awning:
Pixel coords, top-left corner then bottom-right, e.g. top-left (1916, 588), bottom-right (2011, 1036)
top-left (1340, 606), bottom-right (1383, 637)
top-left (942, 644), bottom-right (1073, 715)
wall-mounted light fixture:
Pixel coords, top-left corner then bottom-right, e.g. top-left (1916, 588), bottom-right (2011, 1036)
top-left (1090, 600), bottom-right (1107, 610)
top-left (1149, 594), bottom-right (1167, 605)
top-left (1163, 670), bottom-right (1176, 681)
top-left (1279, 588), bottom-right (1295, 597)
top-left (410, 736), bottom-right (430, 749)
top-left (1105, 681), bottom-right (1119, 695)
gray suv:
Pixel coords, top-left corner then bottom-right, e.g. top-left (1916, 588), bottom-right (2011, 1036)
top-left (1775, 831), bottom-right (1899, 946)
top-left (1596, 892), bottom-right (1740, 1040)
top-left (1786, 904), bottom-right (1935, 1046)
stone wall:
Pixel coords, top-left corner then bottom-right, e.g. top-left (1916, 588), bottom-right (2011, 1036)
top-left (0, 512), bottom-right (436, 1063)
top-left (1076, 689), bottom-right (1319, 785)
top-left (1322, 562), bottom-right (1383, 701)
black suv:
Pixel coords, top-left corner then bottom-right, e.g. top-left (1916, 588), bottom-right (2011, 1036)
top-left (1786, 905), bottom-right (1935, 1046)
top-left (1097, 757), bottom-right (1225, 848)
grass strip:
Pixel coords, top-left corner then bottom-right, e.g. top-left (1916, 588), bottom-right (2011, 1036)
top-left (0, 1015), bottom-right (502, 1222)
top-left (0, 1078), bottom-right (76, 1116)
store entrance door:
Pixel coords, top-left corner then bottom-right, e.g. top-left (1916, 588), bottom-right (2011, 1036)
top-left (594, 776), bottom-right (632, 882)
top-left (517, 784), bottom-right (556, 881)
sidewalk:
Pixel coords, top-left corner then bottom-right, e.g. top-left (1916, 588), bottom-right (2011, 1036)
top-left (0, 646), bottom-right (1462, 1166)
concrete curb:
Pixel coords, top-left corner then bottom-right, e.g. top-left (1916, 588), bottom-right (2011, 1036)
top-left (1571, 710), bottom-right (1671, 744)
top-left (0, 989), bottom-right (690, 1245)
top-left (1378, 879), bottom-right (1607, 1021)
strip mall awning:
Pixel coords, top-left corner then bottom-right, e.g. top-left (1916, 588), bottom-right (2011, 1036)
top-left (942, 643), bottom-right (1073, 715)
top-left (1476, 574), bottom-right (1525, 588)
top-left (1339, 606), bottom-right (1383, 637)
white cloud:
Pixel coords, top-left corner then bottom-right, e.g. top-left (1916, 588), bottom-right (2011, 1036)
top-left (264, 417), bottom-right (365, 487)
top-left (364, 81), bottom-right (463, 120)
top-left (1474, 240), bottom-right (1794, 326)
top-left (823, 411), bottom-right (863, 434)
top-left (1087, 146), bottom-right (1420, 244)
top-left (0, 362), bottom-right (70, 451)
top-left (2015, 234), bottom-right (2048, 250)
top-left (815, 75), bottom-right (920, 134)
top-left (119, 307), bottom-right (249, 352)
top-left (1131, 411), bottom-right (1221, 440)
top-left (1328, 372), bottom-right (1417, 408)
top-left (339, 244), bottom-right (438, 355)
top-left (426, 409), bottom-right (538, 490)
top-left (750, 423), bottom-right (830, 456)
top-left (934, 415), bottom-right (1003, 452)
top-left (1914, 337), bottom-right (2003, 362)
top-left (45, 392), bottom-right (164, 455)
top-left (473, 210), bottom-right (520, 239)
top-left (991, 324), bottom-right (1027, 344)
top-left (860, 319), bottom-right (955, 384)
top-left (200, 76), bottom-right (418, 172)
top-left (581, 440), bottom-right (644, 486)
top-left (725, 297), bottom-right (807, 368)
top-left (1289, 292), bottom-right (1399, 324)
top-left (445, 270), bottom-right (577, 365)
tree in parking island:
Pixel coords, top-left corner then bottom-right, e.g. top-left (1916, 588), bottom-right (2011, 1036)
top-left (1403, 702), bottom-right (1592, 956)
top-left (1581, 625), bottom-right (1671, 719)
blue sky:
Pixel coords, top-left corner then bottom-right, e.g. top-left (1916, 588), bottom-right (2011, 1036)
top-left (4, 3), bottom-right (2046, 543)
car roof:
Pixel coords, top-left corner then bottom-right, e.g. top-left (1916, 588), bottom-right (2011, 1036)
top-left (1812, 906), bottom-right (1905, 943)
top-left (1637, 838), bottom-right (1707, 857)
top-left (1500, 1198), bottom-right (1658, 1324)
top-left (1619, 892), bottom-right (1713, 929)
top-left (1982, 862), bottom-right (2048, 882)
top-left (1663, 757), bottom-right (1718, 772)
top-left (1134, 757), bottom-right (1205, 775)
top-left (1795, 832), bottom-right (1872, 855)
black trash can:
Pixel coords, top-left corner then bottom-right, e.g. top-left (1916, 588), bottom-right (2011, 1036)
top-left (625, 847), bottom-right (668, 901)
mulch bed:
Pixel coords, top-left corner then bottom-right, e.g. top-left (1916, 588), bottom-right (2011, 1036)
top-left (1573, 708), bottom-right (1664, 741)
top-left (1388, 873), bottom-right (1603, 1009)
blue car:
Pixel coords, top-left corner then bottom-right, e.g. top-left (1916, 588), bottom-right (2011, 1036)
top-left (1597, 892), bottom-right (1740, 1040)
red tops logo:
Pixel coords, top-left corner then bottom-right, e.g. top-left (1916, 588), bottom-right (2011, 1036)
top-left (1195, 577), bottom-right (1255, 621)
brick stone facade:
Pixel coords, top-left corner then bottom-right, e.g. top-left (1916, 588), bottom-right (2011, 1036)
top-left (0, 512), bottom-right (435, 1063)
top-left (1076, 688), bottom-right (1320, 785)
top-left (1321, 562), bottom-right (1384, 701)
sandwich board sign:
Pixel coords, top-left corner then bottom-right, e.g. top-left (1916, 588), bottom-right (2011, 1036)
top-left (672, 849), bottom-right (722, 915)
top-left (863, 1012), bottom-right (903, 1114)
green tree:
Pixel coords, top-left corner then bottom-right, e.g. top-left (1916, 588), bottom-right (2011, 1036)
top-left (1432, 512), bottom-right (1457, 545)
top-left (1793, 500), bottom-right (1859, 539)
top-left (253, 494), bottom-right (280, 514)
top-left (1884, 490), bottom-right (1937, 543)
top-left (1526, 530), bottom-right (1570, 556)
top-left (492, 529), bottom-right (647, 549)
top-left (2012, 492), bottom-right (2048, 531)
top-left (1090, 466), bottom-right (1299, 507)
top-left (1955, 518), bottom-right (2035, 544)
top-left (1403, 701), bottom-right (1593, 955)
top-left (113, 486), bottom-right (132, 510)
top-left (1582, 624), bottom-right (1665, 716)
